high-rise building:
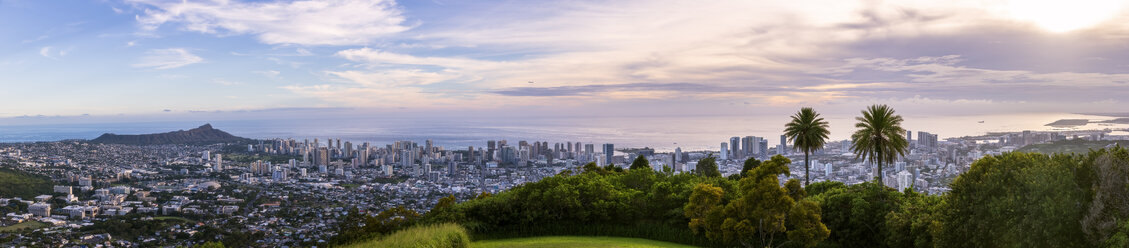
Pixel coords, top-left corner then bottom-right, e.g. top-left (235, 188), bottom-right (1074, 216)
top-left (758, 139), bottom-right (768, 158)
top-left (215, 154), bottom-right (223, 171)
top-left (425, 139), bottom-right (433, 155)
top-left (824, 162), bottom-right (832, 178)
top-left (316, 147), bottom-right (330, 166)
top-left (202, 151), bottom-right (211, 161)
top-left (720, 142), bottom-right (729, 160)
top-left (742, 136), bottom-right (754, 158)
top-left (897, 170), bottom-right (914, 191)
top-left (602, 144), bottom-right (615, 165)
top-left (779, 135), bottom-right (788, 155)
top-left (730, 137), bottom-right (741, 159)
top-left (906, 130), bottom-right (913, 148)
top-left (674, 147), bottom-right (683, 163)
top-left (584, 144), bottom-right (594, 154)
top-left (917, 132), bottom-right (938, 150)
top-left (487, 140), bottom-right (497, 161)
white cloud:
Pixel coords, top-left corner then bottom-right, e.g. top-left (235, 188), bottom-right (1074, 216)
top-left (133, 48), bottom-right (203, 69)
top-left (212, 78), bottom-right (242, 86)
top-left (254, 70), bottom-right (281, 78)
top-left (129, 0), bottom-right (411, 46)
top-left (39, 46), bottom-right (71, 59)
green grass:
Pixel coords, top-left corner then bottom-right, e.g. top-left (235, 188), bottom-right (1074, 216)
top-left (343, 223), bottom-right (470, 248)
top-left (472, 236), bottom-right (697, 248)
top-left (0, 221), bottom-right (49, 233)
top-left (0, 167), bottom-right (54, 199)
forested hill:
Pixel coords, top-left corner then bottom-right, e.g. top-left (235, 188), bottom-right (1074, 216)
top-left (90, 124), bottom-right (250, 145)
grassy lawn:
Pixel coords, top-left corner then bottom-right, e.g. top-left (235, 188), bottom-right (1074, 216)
top-left (473, 236), bottom-right (697, 248)
top-left (0, 221), bottom-right (49, 233)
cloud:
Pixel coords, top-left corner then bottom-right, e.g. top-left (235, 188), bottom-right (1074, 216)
top-left (117, 0), bottom-right (1129, 116)
top-left (39, 46), bottom-right (69, 59)
top-left (254, 70), bottom-right (281, 78)
top-left (133, 48), bottom-right (203, 69)
top-left (212, 79), bottom-right (242, 86)
top-left (128, 0), bottom-right (411, 46)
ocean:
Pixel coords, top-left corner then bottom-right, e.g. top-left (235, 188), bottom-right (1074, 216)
top-left (1, 113), bottom-right (1125, 152)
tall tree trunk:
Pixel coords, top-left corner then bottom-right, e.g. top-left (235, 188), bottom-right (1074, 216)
top-left (804, 151), bottom-right (810, 186)
top-left (877, 151), bottom-right (883, 185)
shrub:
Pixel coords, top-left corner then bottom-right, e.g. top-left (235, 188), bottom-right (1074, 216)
top-left (342, 223), bottom-right (470, 248)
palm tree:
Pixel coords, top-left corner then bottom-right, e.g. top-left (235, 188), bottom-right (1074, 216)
top-left (784, 107), bottom-right (830, 186)
top-left (850, 104), bottom-right (909, 185)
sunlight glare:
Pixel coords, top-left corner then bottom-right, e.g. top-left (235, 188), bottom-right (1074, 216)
top-left (1007, 0), bottom-right (1127, 32)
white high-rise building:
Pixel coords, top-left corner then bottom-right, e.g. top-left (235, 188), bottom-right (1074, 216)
top-left (824, 163), bottom-right (832, 178)
top-left (720, 142), bottom-right (729, 160)
top-left (897, 170), bottom-right (914, 191)
top-left (214, 154), bottom-right (223, 171)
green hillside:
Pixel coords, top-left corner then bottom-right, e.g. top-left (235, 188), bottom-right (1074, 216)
top-left (0, 167), bottom-right (54, 199)
top-left (473, 236), bottom-right (696, 248)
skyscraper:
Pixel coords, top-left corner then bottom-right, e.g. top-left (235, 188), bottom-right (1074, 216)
top-left (603, 143), bottom-right (615, 165)
top-left (742, 136), bottom-right (755, 157)
top-left (214, 154), bottom-right (223, 171)
top-left (317, 147), bottom-right (330, 166)
top-left (487, 140), bottom-right (496, 161)
top-left (906, 130), bottom-right (912, 147)
top-left (758, 139), bottom-right (768, 158)
top-left (720, 142), bottom-right (729, 160)
top-left (675, 147), bottom-right (682, 163)
top-left (779, 135), bottom-right (787, 155)
top-left (730, 137), bottom-right (741, 159)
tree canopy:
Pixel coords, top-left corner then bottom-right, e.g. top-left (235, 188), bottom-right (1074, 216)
top-left (785, 107), bottom-right (831, 186)
top-left (850, 104), bottom-right (908, 183)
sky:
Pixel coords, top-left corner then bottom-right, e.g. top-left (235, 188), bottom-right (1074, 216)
top-left (2, 0), bottom-right (1129, 124)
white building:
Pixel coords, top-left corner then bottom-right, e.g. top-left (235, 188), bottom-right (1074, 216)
top-left (29, 202), bottom-right (51, 217)
top-left (897, 170), bottom-right (914, 192)
top-left (53, 185), bottom-right (73, 195)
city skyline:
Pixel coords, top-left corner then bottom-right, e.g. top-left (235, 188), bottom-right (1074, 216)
top-left (3, 0), bottom-right (1129, 120)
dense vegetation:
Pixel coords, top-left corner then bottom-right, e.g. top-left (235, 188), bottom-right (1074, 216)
top-left (341, 223), bottom-right (470, 248)
top-left (472, 236), bottom-right (696, 248)
top-left (1017, 139), bottom-right (1129, 154)
top-left (335, 146), bottom-right (1129, 248)
top-left (0, 167), bottom-right (54, 199)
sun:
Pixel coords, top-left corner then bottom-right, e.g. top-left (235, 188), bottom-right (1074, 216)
top-left (1006, 0), bottom-right (1127, 32)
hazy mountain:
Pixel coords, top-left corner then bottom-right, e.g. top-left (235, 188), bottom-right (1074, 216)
top-left (90, 124), bottom-right (249, 145)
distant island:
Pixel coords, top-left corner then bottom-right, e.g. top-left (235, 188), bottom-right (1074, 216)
top-left (1045, 119), bottom-right (1089, 128)
top-left (90, 124), bottom-right (249, 145)
top-left (1046, 118), bottom-right (1129, 128)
